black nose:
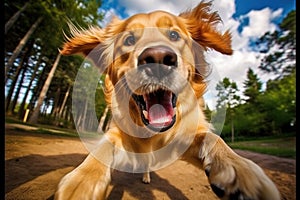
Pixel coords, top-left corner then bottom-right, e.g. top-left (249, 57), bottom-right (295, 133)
top-left (138, 46), bottom-right (177, 78)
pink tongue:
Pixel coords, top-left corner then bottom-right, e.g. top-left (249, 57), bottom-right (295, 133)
top-left (145, 91), bottom-right (174, 128)
top-left (148, 104), bottom-right (173, 127)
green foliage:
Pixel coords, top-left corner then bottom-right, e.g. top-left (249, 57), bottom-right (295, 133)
top-left (279, 10), bottom-right (296, 43)
top-left (72, 62), bottom-right (107, 131)
top-left (5, 0), bottom-right (105, 128)
top-left (218, 10), bottom-right (296, 140)
top-left (257, 69), bottom-right (296, 134)
top-left (243, 68), bottom-right (262, 103)
top-left (95, 77), bottom-right (107, 119)
top-left (221, 70), bottom-right (295, 138)
top-left (257, 10), bottom-right (295, 77)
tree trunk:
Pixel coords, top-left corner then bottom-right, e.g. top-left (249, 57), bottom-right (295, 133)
top-left (5, 17), bottom-right (43, 79)
top-left (76, 112), bottom-right (83, 132)
top-left (58, 85), bottom-right (71, 118)
top-left (65, 105), bottom-right (71, 121)
top-left (81, 97), bottom-right (89, 131)
top-left (231, 110), bottom-right (235, 143)
top-left (97, 106), bottom-right (109, 133)
top-left (5, 2), bottom-right (29, 34)
top-left (10, 63), bottom-right (28, 114)
top-left (5, 63), bottom-right (22, 112)
top-left (18, 56), bottom-right (41, 119)
top-left (28, 53), bottom-right (61, 124)
top-left (5, 40), bottom-right (33, 112)
top-left (28, 64), bottom-right (47, 111)
top-left (51, 87), bottom-right (61, 118)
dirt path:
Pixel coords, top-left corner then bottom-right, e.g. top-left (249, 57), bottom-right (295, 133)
top-left (5, 125), bottom-right (295, 200)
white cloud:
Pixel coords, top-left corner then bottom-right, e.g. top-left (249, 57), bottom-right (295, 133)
top-left (202, 2), bottom-right (283, 109)
top-left (99, 0), bottom-right (285, 109)
top-left (204, 3), bottom-right (283, 85)
top-left (241, 8), bottom-right (282, 38)
top-left (210, 0), bottom-right (235, 23)
top-left (206, 50), bottom-right (260, 84)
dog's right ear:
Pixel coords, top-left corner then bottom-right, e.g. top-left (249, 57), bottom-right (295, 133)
top-left (179, 1), bottom-right (233, 55)
top-left (60, 17), bottom-right (123, 68)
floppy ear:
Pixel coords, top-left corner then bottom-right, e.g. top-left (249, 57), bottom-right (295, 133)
top-left (60, 17), bottom-right (124, 67)
top-left (60, 23), bottom-right (104, 56)
top-left (179, 1), bottom-right (233, 55)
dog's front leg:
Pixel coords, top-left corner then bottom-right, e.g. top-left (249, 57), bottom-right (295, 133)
top-left (55, 137), bottom-right (115, 200)
top-left (185, 132), bottom-right (281, 200)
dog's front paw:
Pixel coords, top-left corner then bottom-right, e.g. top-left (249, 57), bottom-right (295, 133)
top-left (55, 168), bottom-right (110, 200)
top-left (204, 153), bottom-right (280, 200)
top-left (55, 156), bottom-right (111, 200)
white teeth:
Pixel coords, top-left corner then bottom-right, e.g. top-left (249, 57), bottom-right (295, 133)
top-left (143, 110), bottom-right (149, 119)
top-left (173, 107), bottom-right (177, 116)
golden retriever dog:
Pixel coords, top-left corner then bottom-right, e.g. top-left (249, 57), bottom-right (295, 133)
top-left (55, 1), bottom-right (280, 199)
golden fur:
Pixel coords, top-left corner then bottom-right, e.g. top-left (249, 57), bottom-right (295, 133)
top-left (55, 2), bottom-right (280, 199)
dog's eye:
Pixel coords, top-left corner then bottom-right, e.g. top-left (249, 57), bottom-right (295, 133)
top-left (169, 30), bottom-right (180, 41)
top-left (124, 35), bottom-right (136, 46)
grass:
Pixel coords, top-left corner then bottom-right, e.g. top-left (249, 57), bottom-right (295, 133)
top-left (5, 116), bottom-right (103, 139)
top-left (5, 116), bottom-right (79, 137)
top-left (6, 116), bottom-right (296, 159)
top-left (10, 125), bottom-right (80, 138)
top-left (5, 117), bottom-right (38, 126)
top-left (228, 137), bottom-right (296, 159)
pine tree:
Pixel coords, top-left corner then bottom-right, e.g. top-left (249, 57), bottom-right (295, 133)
top-left (257, 10), bottom-right (295, 77)
top-left (243, 68), bottom-right (262, 103)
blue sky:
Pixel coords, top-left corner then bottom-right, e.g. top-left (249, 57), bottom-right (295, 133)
top-left (8, 0), bottom-right (295, 114)
top-left (97, 0), bottom-right (295, 108)
top-left (234, 0), bottom-right (295, 31)
top-left (234, 0), bottom-right (295, 19)
top-left (99, 0), bottom-right (295, 36)
top-left (100, 0), bottom-right (295, 21)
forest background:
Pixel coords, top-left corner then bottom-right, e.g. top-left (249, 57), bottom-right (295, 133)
top-left (4, 0), bottom-right (296, 142)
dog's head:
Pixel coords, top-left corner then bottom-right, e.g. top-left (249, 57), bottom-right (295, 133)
top-left (61, 1), bottom-right (232, 134)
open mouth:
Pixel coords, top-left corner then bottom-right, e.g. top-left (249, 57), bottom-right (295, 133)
top-left (132, 89), bottom-right (177, 132)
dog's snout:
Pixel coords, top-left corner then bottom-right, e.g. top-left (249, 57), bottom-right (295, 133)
top-left (138, 46), bottom-right (177, 66)
top-left (138, 46), bottom-right (177, 78)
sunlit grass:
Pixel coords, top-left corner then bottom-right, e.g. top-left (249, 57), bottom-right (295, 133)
top-left (6, 116), bottom-right (103, 139)
top-left (6, 116), bottom-right (296, 158)
top-left (228, 137), bottom-right (296, 158)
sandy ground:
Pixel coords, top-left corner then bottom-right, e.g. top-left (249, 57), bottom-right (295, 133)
top-left (5, 124), bottom-right (296, 200)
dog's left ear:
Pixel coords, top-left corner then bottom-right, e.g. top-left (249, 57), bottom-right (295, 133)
top-left (60, 17), bottom-right (124, 68)
top-left (179, 1), bottom-right (233, 55)
top-left (60, 24), bottom-right (104, 56)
